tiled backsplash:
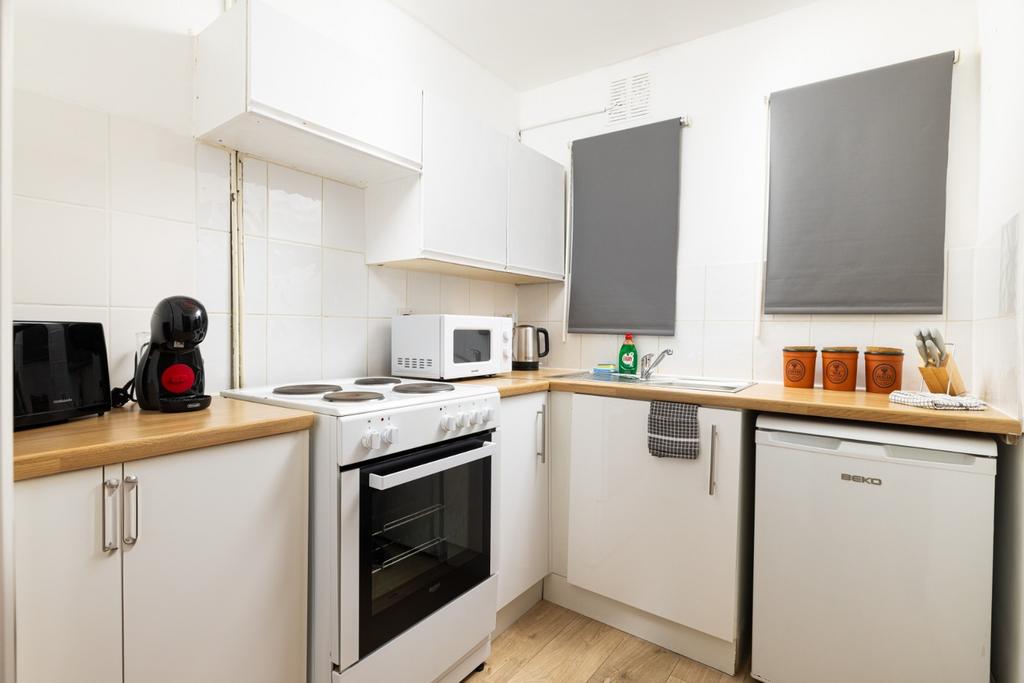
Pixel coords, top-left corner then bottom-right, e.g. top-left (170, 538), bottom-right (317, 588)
top-left (239, 160), bottom-right (517, 386)
top-left (518, 251), bottom-right (976, 389)
top-left (11, 90), bottom-right (233, 392)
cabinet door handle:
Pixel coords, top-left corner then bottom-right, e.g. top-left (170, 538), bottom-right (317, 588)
top-left (122, 474), bottom-right (139, 546)
top-left (536, 405), bottom-right (546, 463)
top-left (102, 479), bottom-right (120, 553)
top-left (708, 425), bottom-right (718, 496)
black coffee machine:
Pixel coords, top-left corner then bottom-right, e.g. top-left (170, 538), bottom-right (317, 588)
top-left (134, 296), bottom-right (212, 412)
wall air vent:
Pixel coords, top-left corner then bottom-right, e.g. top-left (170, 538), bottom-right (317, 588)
top-left (607, 73), bottom-right (652, 126)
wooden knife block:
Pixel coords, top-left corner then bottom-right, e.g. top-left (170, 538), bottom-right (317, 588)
top-left (918, 355), bottom-right (967, 396)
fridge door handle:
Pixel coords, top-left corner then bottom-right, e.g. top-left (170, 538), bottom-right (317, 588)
top-left (122, 474), bottom-right (139, 546)
top-left (102, 478), bottom-right (120, 553)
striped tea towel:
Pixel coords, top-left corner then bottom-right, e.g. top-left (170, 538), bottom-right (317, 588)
top-left (889, 391), bottom-right (986, 411)
top-left (648, 401), bottom-right (700, 458)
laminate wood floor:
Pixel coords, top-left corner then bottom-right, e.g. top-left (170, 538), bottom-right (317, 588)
top-left (466, 600), bottom-right (755, 683)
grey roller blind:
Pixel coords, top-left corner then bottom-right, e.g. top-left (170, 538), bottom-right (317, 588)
top-left (764, 52), bottom-right (954, 314)
top-left (568, 119), bottom-right (681, 335)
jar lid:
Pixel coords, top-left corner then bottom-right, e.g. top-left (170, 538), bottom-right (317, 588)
top-left (866, 346), bottom-right (904, 356)
top-left (783, 346), bottom-right (817, 352)
top-left (821, 346), bottom-right (859, 353)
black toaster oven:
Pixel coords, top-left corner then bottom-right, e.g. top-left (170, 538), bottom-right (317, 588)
top-left (13, 321), bottom-right (112, 430)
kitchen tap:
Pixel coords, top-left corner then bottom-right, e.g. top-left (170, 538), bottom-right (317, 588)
top-left (639, 349), bottom-right (673, 379)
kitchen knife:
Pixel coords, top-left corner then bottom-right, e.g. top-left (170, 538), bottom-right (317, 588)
top-left (930, 328), bottom-right (947, 361)
top-left (916, 339), bottom-right (930, 365)
top-left (925, 339), bottom-right (942, 367)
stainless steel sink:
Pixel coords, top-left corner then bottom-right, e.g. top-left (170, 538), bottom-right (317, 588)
top-left (562, 372), bottom-right (755, 393)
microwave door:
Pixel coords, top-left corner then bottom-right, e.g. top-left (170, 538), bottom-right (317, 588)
top-left (443, 327), bottom-right (494, 378)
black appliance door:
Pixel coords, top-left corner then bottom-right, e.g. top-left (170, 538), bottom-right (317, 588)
top-left (359, 432), bottom-right (493, 657)
top-left (452, 329), bottom-right (492, 364)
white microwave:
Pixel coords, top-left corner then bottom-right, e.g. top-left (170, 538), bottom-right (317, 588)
top-left (391, 314), bottom-right (513, 380)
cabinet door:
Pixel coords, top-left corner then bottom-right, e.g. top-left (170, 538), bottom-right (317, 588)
top-left (14, 466), bottom-right (123, 683)
top-left (122, 432), bottom-right (309, 683)
top-left (422, 93), bottom-right (508, 268)
top-left (507, 141), bottom-right (565, 279)
top-left (496, 393), bottom-right (550, 608)
top-left (567, 395), bottom-right (742, 642)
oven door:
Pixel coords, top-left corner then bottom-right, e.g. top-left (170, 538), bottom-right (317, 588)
top-left (441, 317), bottom-right (501, 379)
top-left (357, 432), bottom-right (494, 659)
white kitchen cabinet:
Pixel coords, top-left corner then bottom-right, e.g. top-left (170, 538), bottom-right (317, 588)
top-left (507, 142), bottom-right (566, 279)
top-left (496, 393), bottom-right (549, 608)
top-left (366, 95), bottom-right (565, 283)
top-left (566, 394), bottom-right (750, 644)
top-left (14, 432), bottom-right (309, 683)
top-left (14, 466), bottom-right (124, 683)
top-left (195, 0), bottom-right (421, 187)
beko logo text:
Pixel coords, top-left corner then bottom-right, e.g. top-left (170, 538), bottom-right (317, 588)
top-left (841, 473), bottom-right (882, 486)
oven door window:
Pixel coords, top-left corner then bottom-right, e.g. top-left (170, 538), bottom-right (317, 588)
top-left (452, 329), bottom-right (491, 364)
top-left (359, 433), bottom-right (492, 657)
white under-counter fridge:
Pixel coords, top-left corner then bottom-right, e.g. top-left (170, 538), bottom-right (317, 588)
top-left (752, 415), bottom-right (996, 683)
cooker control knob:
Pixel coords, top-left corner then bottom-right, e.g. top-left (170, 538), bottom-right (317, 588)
top-left (382, 425), bottom-right (399, 445)
top-left (361, 428), bottom-right (381, 449)
top-left (470, 410), bottom-right (482, 425)
top-left (457, 412), bottom-right (470, 428)
top-left (482, 406), bottom-right (495, 422)
top-left (441, 414), bottom-right (457, 432)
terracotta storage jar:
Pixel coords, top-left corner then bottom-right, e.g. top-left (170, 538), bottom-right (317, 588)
top-left (782, 346), bottom-right (817, 388)
top-left (865, 347), bottom-right (904, 394)
top-left (821, 347), bottom-right (859, 391)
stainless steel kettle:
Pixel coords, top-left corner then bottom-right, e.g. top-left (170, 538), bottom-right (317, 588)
top-left (512, 324), bottom-right (550, 370)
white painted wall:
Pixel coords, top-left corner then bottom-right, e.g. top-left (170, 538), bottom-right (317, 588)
top-left (239, 159), bottom-right (517, 385)
top-left (10, 0), bottom-right (519, 393)
top-left (975, 0), bottom-right (1024, 680)
top-left (0, 0), bottom-right (14, 678)
top-left (516, 0), bottom-right (979, 389)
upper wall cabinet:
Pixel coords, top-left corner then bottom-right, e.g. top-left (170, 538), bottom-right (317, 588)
top-left (366, 94), bottom-right (565, 283)
top-left (194, 0), bottom-right (422, 187)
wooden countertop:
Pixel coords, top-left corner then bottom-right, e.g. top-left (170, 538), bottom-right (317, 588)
top-left (459, 370), bottom-right (1022, 437)
top-left (13, 397), bottom-right (315, 481)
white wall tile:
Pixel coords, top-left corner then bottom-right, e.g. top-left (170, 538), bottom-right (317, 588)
top-left (268, 241), bottom-right (322, 316)
top-left (12, 304), bottom-right (108, 328)
top-left (547, 283), bottom-right (566, 321)
top-left (944, 321), bottom-right (973, 390)
top-left (441, 276), bottom-right (470, 314)
top-left (675, 265), bottom-right (706, 321)
top-left (14, 91), bottom-right (107, 208)
top-left (705, 262), bottom-right (757, 321)
top-left (110, 116), bottom-right (195, 223)
top-left (196, 144), bottom-right (230, 231)
top-left (243, 158), bottom-right (268, 237)
top-left (366, 319), bottom-right (392, 375)
top-left (368, 267), bottom-right (407, 317)
top-left (268, 164), bottom-right (322, 245)
top-left (946, 248), bottom-right (974, 321)
top-left (243, 314), bottom-right (268, 387)
top-left (517, 284), bottom-right (549, 321)
top-left (469, 280), bottom-right (495, 316)
top-left (244, 237), bottom-right (268, 315)
top-left (323, 179), bottom-right (365, 252)
top-left (110, 213), bottom-right (195, 308)
top-left (324, 318), bottom-right (369, 377)
top-left (703, 321), bottom-right (753, 379)
top-left (13, 198), bottom-right (108, 306)
top-left (197, 229), bottom-right (230, 314)
top-left (407, 271), bottom-right (441, 314)
top-left (324, 248), bottom-right (367, 317)
top-left (494, 283), bottom-right (517, 317)
top-left (531, 322), bottom-right (580, 369)
top-left (579, 333), bottom-right (617, 369)
top-left (657, 322), bottom-right (704, 376)
top-left (268, 316), bottom-right (322, 384)
top-left (108, 307), bottom-right (152, 384)
top-left (753, 321), bottom-right (812, 383)
top-left (203, 313), bottom-right (232, 393)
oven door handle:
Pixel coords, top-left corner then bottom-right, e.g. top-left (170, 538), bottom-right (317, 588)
top-left (368, 442), bottom-right (496, 491)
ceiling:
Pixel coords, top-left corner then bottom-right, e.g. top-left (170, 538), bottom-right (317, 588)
top-left (386, 0), bottom-right (821, 90)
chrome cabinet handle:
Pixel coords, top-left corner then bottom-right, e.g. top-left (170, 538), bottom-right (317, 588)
top-left (708, 425), bottom-right (718, 496)
top-left (102, 479), bottom-right (120, 553)
top-left (535, 406), bottom-right (547, 463)
top-left (122, 475), bottom-right (139, 546)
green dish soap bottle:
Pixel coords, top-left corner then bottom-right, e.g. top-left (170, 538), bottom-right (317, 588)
top-left (618, 333), bottom-right (638, 375)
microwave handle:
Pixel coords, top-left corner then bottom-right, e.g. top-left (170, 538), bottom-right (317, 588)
top-left (368, 442), bottom-right (496, 491)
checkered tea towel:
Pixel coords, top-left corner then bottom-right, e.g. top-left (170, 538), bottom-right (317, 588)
top-left (889, 391), bottom-right (986, 411)
top-left (648, 401), bottom-right (700, 458)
